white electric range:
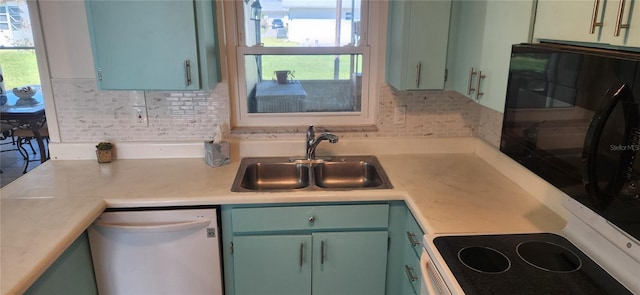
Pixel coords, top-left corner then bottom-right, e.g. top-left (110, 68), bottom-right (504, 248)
top-left (420, 195), bottom-right (640, 295)
top-left (421, 42), bottom-right (640, 295)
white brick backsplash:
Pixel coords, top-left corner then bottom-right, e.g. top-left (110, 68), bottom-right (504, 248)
top-left (53, 79), bottom-right (229, 142)
top-left (476, 106), bottom-right (503, 148)
top-left (51, 79), bottom-right (502, 145)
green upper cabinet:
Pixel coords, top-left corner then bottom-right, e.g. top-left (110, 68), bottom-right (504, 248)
top-left (447, 0), bottom-right (485, 102)
top-left (447, 0), bottom-right (534, 112)
top-left (386, 0), bottom-right (452, 90)
top-left (534, 0), bottom-right (604, 44)
top-left (534, 0), bottom-right (640, 47)
top-left (85, 0), bottom-right (219, 90)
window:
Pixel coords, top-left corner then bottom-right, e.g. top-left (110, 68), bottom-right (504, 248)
top-left (0, 1), bottom-right (40, 90)
top-left (228, 0), bottom-right (379, 127)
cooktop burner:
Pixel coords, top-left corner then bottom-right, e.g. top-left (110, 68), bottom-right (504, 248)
top-left (516, 241), bottom-right (581, 273)
top-left (433, 233), bottom-right (632, 295)
top-left (458, 247), bottom-right (511, 274)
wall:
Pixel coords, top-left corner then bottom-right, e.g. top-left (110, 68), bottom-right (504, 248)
top-left (38, 1), bottom-right (503, 150)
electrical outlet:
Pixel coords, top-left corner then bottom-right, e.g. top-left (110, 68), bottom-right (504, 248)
top-left (394, 105), bottom-right (406, 125)
top-left (134, 107), bottom-right (148, 126)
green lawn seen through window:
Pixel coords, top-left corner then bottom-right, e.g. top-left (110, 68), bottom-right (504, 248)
top-left (259, 37), bottom-right (361, 80)
top-left (0, 49), bottom-right (41, 90)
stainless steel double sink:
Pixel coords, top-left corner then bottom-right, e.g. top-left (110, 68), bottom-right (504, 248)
top-left (231, 155), bottom-right (392, 192)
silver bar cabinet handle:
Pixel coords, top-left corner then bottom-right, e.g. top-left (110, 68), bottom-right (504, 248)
top-left (406, 231), bottom-right (420, 246)
top-left (415, 62), bottom-right (422, 88)
top-left (320, 240), bottom-right (325, 265)
top-left (467, 67), bottom-right (477, 95)
top-left (590, 0), bottom-right (603, 34)
top-left (184, 60), bottom-right (192, 86)
top-left (615, 0), bottom-right (630, 36)
top-left (475, 70), bottom-right (486, 101)
top-left (405, 265), bottom-right (418, 282)
top-left (299, 243), bottom-right (304, 267)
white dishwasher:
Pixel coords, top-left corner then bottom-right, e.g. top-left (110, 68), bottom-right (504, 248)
top-left (88, 207), bottom-right (223, 295)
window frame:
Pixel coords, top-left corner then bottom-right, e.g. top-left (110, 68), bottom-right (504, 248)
top-left (0, 0), bottom-right (58, 142)
top-left (225, 0), bottom-right (381, 127)
top-left (0, 2), bottom-right (37, 84)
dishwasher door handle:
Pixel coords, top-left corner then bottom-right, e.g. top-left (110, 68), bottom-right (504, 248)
top-left (93, 219), bottom-right (212, 233)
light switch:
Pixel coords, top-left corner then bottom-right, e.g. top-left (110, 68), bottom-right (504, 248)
top-left (130, 91), bottom-right (146, 106)
top-left (394, 105), bottom-right (406, 125)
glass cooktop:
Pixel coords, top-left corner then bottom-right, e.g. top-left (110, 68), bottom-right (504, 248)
top-left (433, 233), bottom-right (631, 295)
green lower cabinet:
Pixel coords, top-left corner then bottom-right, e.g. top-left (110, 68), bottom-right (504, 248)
top-left (233, 235), bottom-right (312, 295)
top-left (401, 241), bottom-right (422, 295)
top-left (401, 270), bottom-right (418, 295)
top-left (223, 202), bottom-right (397, 295)
top-left (402, 211), bottom-right (425, 294)
top-left (312, 231), bottom-right (388, 295)
top-left (25, 232), bottom-right (98, 295)
top-left (232, 231), bottom-right (388, 295)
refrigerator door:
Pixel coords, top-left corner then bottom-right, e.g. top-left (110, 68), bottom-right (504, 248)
top-left (88, 208), bottom-right (223, 295)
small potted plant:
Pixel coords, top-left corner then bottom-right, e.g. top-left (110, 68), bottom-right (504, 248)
top-left (95, 142), bottom-right (114, 163)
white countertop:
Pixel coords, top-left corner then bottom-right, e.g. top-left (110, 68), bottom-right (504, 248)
top-left (0, 137), bottom-right (567, 295)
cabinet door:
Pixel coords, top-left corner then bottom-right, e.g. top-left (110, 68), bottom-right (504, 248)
top-left (386, 0), bottom-right (451, 90)
top-left (400, 211), bottom-right (424, 295)
top-left (401, 242), bottom-right (422, 295)
top-left (406, 0), bottom-right (451, 90)
top-left (604, 2), bottom-right (640, 47)
top-left (233, 235), bottom-right (312, 295)
top-left (534, 0), bottom-right (606, 44)
top-left (312, 231), bottom-right (388, 295)
top-left (405, 212), bottom-right (424, 257)
top-left (448, 0), bottom-right (533, 112)
top-left (85, 0), bottom-right (200, 90)
top-left (535, 0), bottom-right (640, 47)
top-left (477, 0), bottom-right (534, 112)
top-left (386, 0), bottom-right (412, 89)
top-left (447, 0), bottom-right (486, 98)
top-left (25, 232), bottom-right (98, 295)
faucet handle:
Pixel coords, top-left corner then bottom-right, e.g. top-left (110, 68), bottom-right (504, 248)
top-left (306, 125), bottom-right (315, 143)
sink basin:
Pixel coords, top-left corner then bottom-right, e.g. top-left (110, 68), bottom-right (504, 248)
top-left (231, 156), bottom-right (392, 192)
top-left (240, 162), bottom-right (310, 190)
top-left (313, 160), bottom-right (385, 188)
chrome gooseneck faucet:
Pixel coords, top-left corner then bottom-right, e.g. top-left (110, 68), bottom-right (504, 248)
top-left (306, 125), bottom-right (339, 160)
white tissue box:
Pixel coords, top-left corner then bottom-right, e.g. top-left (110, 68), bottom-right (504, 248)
top-left (204, 141), bottom-right (230, 167)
